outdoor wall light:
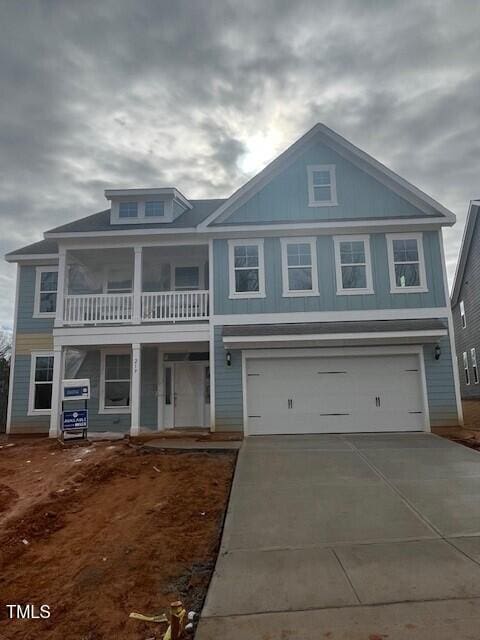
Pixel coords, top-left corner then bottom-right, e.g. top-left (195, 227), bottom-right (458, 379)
top-left (434, 344), bottom-right (441, 360)
top-left (226, 351), bottom-right (232, 367)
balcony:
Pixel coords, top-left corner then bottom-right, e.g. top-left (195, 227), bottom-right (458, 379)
top-left (57, 245), bottom-right (210, 327)
top-left (63, 290), bottom-right (209, 324)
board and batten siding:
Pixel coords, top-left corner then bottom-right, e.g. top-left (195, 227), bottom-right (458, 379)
top-left (423, 334), bottom-right (458, 426)
top-left (16, 264), bottom-right (57, 333)
top-left (220, 140), bottom-right (438, 225)
top-left (214, 327), bottom-right (243, 431)
top-left (213, 232), bottom-right (446, 316)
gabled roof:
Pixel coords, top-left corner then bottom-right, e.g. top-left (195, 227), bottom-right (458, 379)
top-left (5, 238), bottom-right (59, 262)
top-left (451, 200), bottom-right (480, 306)
top-left (199, 123), bottom-right (456, 228)
top-left (45, 199), bottom-right (225, 237)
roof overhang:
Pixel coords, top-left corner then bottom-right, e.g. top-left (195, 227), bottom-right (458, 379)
top-left (451, 200), bottom-right (480, 306)
top-left (5, 253), bottom-right (59, 263)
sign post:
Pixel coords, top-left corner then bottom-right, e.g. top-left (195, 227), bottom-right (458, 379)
top-left (61, 379), bottom-right (90, 442)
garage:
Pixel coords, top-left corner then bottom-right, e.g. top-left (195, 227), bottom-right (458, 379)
top-left (245, 353), bottom-right (427, 434)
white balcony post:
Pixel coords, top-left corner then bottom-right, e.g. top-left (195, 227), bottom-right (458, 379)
top-left (49, 345), bottom-right (64, 438)
top-left (130, 343), bottom-right (141, 436)
top-left (55, 248), bottom-right (67, 327)
top-left (133, 246), bottom-right (142, 324)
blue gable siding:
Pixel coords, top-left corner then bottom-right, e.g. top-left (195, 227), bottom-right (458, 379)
top-left (17, 264), bottom-right (57, 333)
top-left (220, 141), bottom-right (431, 225)
top-left (213, 231), bottom-right (446, 316)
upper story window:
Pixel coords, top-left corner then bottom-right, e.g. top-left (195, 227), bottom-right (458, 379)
top-left (471, 348), bottom-right (479, 384)
top-left (386, 233), bottom-right (427, 293)
top-left (228, 239), bottom-right (265, 299)
top-left (460, 300), bottom-right (466, 328)
top-left (145, 201), bottom-right (165, 217)
top-left (34, 267), bottom-right (58, 317)
top-left (28, 352), bottom-right (54, 415)
top-left (280, 238), bottom-right (319, 297)
top-left (333, 235), bottom-right (373, 295)
top-left (119, 202), bottom-right (138, 218)
top-left (307, 165), bottom-right (337, 207)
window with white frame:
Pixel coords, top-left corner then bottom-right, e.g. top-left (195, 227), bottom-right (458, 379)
top-left (463, 351), bottom-right (470, 386)
top-left (29, 352), bottom-right (54, 414)
top-left (34, 267), bottom-right (58, 316)
top-left (228, 240), bottom-right (265, 298)
top-left (101, 352), bottom-right (131, 412)
top-left (333, 235), bottom-right (373, 294)
top-left (471, 348), bottom-right (479, 384)
top-left (280, 238), bottom-right (318, 296)
top-left (119, 202), bottom-right (138, 218)
top-left (386, 233), bottom-right (427, 292)
top-left (145, 201), bottom-right (165, 217)
top-left (307, 165), bottom-right (337, 206)
top-left (460, 300), bottom-right (466, 328)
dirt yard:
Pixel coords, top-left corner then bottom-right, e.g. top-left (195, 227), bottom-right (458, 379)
top-left (0, 437), bottom-right (236, 639)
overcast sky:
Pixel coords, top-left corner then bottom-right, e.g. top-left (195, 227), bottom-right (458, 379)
top-left (1, 0), bottom-right (479, 329)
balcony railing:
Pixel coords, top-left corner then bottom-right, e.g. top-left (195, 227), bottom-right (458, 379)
top-left (62, 290), bottom-right (209, 325)
top-left (142, 290), bottom-right (209, 322)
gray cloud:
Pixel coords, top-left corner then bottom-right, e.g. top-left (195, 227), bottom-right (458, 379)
top-left (0, 0), bottom-right (479, 327)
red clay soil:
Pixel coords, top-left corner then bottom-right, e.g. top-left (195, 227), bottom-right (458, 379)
top-left (0, 437), bottom-right (236, 639)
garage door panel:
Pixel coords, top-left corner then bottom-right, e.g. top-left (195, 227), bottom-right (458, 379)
top-left (246, 353), bottom-right (426, 435)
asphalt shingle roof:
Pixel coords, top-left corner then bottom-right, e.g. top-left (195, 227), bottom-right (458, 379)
top-left (6, 238), bottom-right (59, 259)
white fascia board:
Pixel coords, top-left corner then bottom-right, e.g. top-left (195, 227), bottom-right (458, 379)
top-left (199, 122), bottom-right (455, 229)
top-left (5, 253), bottom-right (59, 263)
top-left (44, 227), bottom-right (198, 239)
top-left (212, 307), bottom-right (450, 326)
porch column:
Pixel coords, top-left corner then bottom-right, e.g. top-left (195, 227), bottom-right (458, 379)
top-left (54, 248), bottom-right (67, 328)
top-left (130, 343), bottom-right (141, 436)
top-left (49, 345), bottom-right (64, 438)
top-left (133, 246), bottom-right (143, 324)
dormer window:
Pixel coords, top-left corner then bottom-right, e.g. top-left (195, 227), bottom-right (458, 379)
top-left (307, 165), bottom-right (337, 207)
top-left (145, 201), bottom-right (164, 217)
top-left (119, 202), bottom-right (138, 218)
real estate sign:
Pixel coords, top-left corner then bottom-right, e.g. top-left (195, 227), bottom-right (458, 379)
top-left (62, 409), bottom-right (88, 431)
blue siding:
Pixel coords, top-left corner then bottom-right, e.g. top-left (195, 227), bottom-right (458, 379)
top-left (17, 265), bottom-right (57, 333)
top-left (214, 232), bottom-right (445, 315)
top-left (222, 141), bottom-right (433, 225)
top-left (141, 347), bottom-right (158, 428)
top-left (214, 327), bottom-right (243, 431)
top-left (10, 355), bottom-right (49, 432)
top-left (423, 333), bottom-right (458, 427)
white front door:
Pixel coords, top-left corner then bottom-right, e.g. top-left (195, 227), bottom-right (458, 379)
top-left (174, 363), bottom-right (204, 427)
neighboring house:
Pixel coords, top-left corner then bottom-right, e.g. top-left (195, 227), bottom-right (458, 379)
top-left (5, 123), bottom-right (463, 437)
top-left (451, 200), bottom-right (480, 399)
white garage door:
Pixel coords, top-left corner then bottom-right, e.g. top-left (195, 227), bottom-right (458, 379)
top-left (246, 354), bottom-right (426, 434)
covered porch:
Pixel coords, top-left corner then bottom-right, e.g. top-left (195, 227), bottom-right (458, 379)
top-left (48, 337), bottom-right (211, 437)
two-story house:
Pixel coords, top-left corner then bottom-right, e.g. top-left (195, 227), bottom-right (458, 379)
top-left (451, 200), bottom-right (480, 399)
top-left (5, 124), bottom-right (463, 437)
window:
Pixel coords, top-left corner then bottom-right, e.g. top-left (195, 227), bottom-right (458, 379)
top-left (386, 233), bottom-right (427, 293)
top-left (333, 235), bottom-right (373, 295)
top-left (29, 353), bottom-right (54, 414)
top-left (164, 366), bottom-right (172, 405)
top-left (228, 239), bottom-right (265, 298)
top-left (280, 238), bottom-right (319, 296)
top-left (34, 267), bottom-right (58, 316)
top-left (145, 201), bottom-right (165, 217)
top-left (175, 266), bottom-right (200, 290)
top-left (460, 300), bottom-right (466, 328)
top-left (307, 165), bottom-right (337, 206)
top-left (100, 352), bottom-right (131, 413)
top-left (471, 348), bottom-right (479, 384)
top-left (119, 202), bottom-right (138, 218)
top-left (463, 352), bottom-right (470, 386)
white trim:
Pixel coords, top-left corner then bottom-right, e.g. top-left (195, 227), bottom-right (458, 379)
top-left (463, 351), bottom-right (470, 386)
top-left (333, 235), bottom-right (374, 295)
top-left (130, 343), bottom-right (141, 435)
top-left (386, 232), bottom-right (428, 294)
top-left (460, 300), bottom-right (466, 328)
top-left (157, 349), bottom-right (165, 430)
top-left (471, 348), bottom-right (479, 385)
top-left (307, 164), bottom-right (337, 207)
top-left (198, 123), bottom-right (455, 229)
top-left (132, 247), bottom-right (142, 324)
top-left (49, 346), bottom-right (64, 437)
top-left (438, 229), bottom-right (464, 425)
top-left (28, 350), bottom-right (55, 416)
top-left (5, 253), bottom-right (59, 263)
top-left (99, 348), bottom-right (132, 414)
top-left (241, 345), bottom-right (430, 436)
top-left (280, 237), bottom-right (319, 297)
top-left (6, 265), bottom-right (20, 434)
top-left (33, 266), bottom-right (59, 318)
top-left (53, 323), bottom-right (209, 347)
top-left (208, 239), bottom-right (216, 431)
top-left (228, 238), bottom-right (266, 299)
top-left (212, 307), bottom-right (450, 326)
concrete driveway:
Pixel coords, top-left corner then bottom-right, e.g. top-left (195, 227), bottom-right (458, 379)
top-left (197, 433), bottom-right (480, 640)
